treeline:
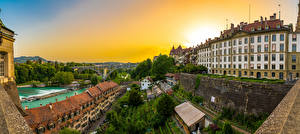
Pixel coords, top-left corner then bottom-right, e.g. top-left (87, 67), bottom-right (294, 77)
top-left (15, 61), bottom-right (98, 85)
top-left (130, 54), bottom-right (208, 80)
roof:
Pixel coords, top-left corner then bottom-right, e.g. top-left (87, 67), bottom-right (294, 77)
top-left (175, 102), bottom-right (205, 127)
top-left (25, 81), bottom-right (119, 128)
top-left (255, 80), bottom-right (300, 134)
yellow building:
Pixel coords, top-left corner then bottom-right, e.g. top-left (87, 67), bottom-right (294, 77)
top-left (0, 19), bottom-right (15, 83)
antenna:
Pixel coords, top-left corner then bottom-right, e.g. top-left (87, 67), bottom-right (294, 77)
top-left (249, 4), bottom-right (251, 23)
top-left (226, 19), bottom-right (228, 29)
top-left (278, 4), bottom-right (281, 20)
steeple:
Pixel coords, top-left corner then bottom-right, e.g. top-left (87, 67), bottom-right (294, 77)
top-left (296, 0), bottom-right (300, 32)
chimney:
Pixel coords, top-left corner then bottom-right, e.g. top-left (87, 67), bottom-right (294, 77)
top-left (265, 17), bottom-right (267, 21)
top-left (25, 106), bottom-right (28, 110)
top-left (260, 16), bottom-right (263, 23)
top-left (273, 13), bottom-right (277, 19)
top-left (231, 23), bottom-right (234, 29)
top-left (40, 104), bottom-right (42, 107)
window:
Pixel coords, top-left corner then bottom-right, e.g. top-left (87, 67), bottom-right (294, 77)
top-left (250, 45), bottom-right (254, 53)
top-left (272, 64), bottom-right (276, 69)
top-left (251, 55), bottom-right (254, 61)
top-left (238, 56), bottom-right (242, 62)
top-left (244, 46), bottom-right (248, 53)
top-left (272, 54), bottom-right (276, 61)
top-left (272, 35), bottom-right (276, 42)
top-left (264, 44), bottom-right (269, 52)
top-left (233, 40), bottom-right (236, 46)
top-left (280, 34), bottom-right (284, 41)
top-left (257, 64), bottom-right (261, 69)
top-left (292, 44), bottom-right (297, 52)
top-left (264, 72), bottom-right (268, 77)
top-left (265, 35), bottom-right (269, 42)
top-left (244, 71), bottom-right (247, 75)
top-left (280, 54), bottom-right (284, 61)
top-left (264, 54), bottom-right (268, 61)
top-left (292, 55), bottom-right (296, 62)
top-left (280, 44), bottom-right (284, 51)
top-left (251, 27), bottom-right (255, 31)
top-left (250, 64), bottom-right (254, 69)
top-left (244, 55), bottom-right (248, 62)
top-left (264, 64), bottom-right (268, 69)
top-left (292, 65), bottom-right (296, 70)
top-left (265, 25), bottom-right (269, 30)
top-left (224, 42), bottom-right (227, 47)
top-left (239, 47), bottom-right (242, 53)
top-left (292, 34), bottom-right (297, 42)
top-left (257, 36), bottom-right (261, 43)
top-left (250, 72), bottom-right (254, 76)
top-left (280, 64), bottom-right (284, 70)
top-left (233, 71), bottom-right (236, 75)
top-left (272, 72), bottom-right (275, 77)
top-left (250, 37), bottom-right (254, 43)
top-left (233, 56), bottom-right (236, 62)
top-left (257, 54), bottom-right (261, 61)
top-left (239, 39), bottom-right (242, 45)
top-left (257, 45), bottom-right (261, 52)
top-left (0, 54), bottom-right (5, 76)
top-left (244, 38), bottom-right (248, 44)
top-left (272, 44), bottom-right (276, 51)
top-left (276, 24), bottom-right (281, 28)
top-left (239, 64), bottom-right (242, 69)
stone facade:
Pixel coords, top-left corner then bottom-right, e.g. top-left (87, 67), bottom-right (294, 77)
top-left (179, 73), bottom-right (293, 114)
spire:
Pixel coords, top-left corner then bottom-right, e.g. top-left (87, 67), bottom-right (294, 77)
top-left (296, 0), bottom-right (300, 32)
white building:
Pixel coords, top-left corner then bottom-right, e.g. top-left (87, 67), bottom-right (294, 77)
top-left (141, 77), bottom-right (152, 90)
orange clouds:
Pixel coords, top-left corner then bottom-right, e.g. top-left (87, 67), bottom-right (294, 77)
top-left (14, 0), bottom-right (298, 62)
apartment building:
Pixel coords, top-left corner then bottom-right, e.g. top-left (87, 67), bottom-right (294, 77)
top-left (24, 81), bottom-right (121, 134)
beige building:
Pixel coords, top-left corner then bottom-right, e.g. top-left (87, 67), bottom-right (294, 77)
top-left (0, 19), bottom-right (15, 83)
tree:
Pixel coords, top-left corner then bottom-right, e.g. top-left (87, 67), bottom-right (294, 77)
top-left (59, 128), bottom-right (80, 134)
top-left (128, 89), bottom-right (143, 106)
top-left (91, 74), bottom-right (100, 85)
top-left (156, 94), bottom-right (175, 118)
top-left (152, 55), bottom-right (174, 80)
top-left (131, 59), bottom-right (152, 80)
top-left (52, 72), bottom-right (74, 85)
top-left (222, 122), bottom-right (233, 134)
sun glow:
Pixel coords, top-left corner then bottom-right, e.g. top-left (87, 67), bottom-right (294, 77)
top-left (185, 26), bottom-right (220, 47)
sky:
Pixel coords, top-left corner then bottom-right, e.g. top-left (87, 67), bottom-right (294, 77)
top-left (0, 0), bottom-right (299, 63)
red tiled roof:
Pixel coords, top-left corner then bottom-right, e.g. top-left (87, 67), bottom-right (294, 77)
top-left (24, 81), bottom-right (119, 130)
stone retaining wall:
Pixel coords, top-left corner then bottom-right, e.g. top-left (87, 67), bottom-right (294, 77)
top-left (179, 73), bottom-right (293, 114)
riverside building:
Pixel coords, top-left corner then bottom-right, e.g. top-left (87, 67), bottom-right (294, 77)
top-left (24, 81), bottom-right (122, 134)
top-left (170, 2), bottom-right (300, 81)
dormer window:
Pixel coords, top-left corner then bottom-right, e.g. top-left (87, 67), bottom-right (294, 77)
top-left (265, 25), bottom-right (269, 30)
top-left (258, 26), bottom-right (262, 30)
top-left (251, 27), bottom-right (255, 31)
top-left (276, 24), bottom-right (280, 28)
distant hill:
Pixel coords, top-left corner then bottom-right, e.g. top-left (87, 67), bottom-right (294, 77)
top-left (14, 56), bottom-right (48, 63)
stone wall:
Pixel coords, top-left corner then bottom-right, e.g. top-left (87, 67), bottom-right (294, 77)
top-left (179, 73), bottom-right (293, 114)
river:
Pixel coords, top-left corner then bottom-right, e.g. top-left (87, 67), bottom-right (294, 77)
top-left (18, 87), bottom-right (87, 109)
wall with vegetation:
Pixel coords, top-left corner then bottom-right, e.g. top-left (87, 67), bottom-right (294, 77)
top-left (179, 73), bottom-right (293, 114)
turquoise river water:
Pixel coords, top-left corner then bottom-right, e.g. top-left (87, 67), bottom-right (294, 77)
top-left (18, 87), bottom-right (87, 109)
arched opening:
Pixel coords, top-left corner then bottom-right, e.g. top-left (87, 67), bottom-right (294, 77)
top-left (257, 72), bottom-right (261, 79)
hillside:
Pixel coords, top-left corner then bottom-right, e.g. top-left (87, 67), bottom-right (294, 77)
top-left (14, 56), bottom-right (48, 63)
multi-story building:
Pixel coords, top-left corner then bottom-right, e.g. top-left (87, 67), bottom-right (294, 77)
top-left (24, 81), bottom-right (122, 134)
top-left (171, 1), bottom-right (300, 81)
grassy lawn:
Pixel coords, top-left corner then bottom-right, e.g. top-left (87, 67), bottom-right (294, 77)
top-left (198, 74), bottom-right (285, 84)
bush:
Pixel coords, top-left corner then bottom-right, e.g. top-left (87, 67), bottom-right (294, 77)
top-left (59, 128), bottom-right (80, 134)
top-left (156, 94), bottom-right (176, 118)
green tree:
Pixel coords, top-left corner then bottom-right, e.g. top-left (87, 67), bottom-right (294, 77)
top-left (58, 128), bottom-right (80, 134)
top-left (152, 55), bottom-right (174, 80)
top-left (91, 74), bottom-right (100, 85)
top-left (131, 58), bottom-right (152, 80)
top-left (128, 89), bottom-right (143, 106)
top-left (156, 94), bottom-right (175, 118)
top-left (223, 122), bottom-right (233, 134)
top-left (52, 72), bottom-right (74, 85)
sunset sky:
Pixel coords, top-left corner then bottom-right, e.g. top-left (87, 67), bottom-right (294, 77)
top-left (0, 0), bottom-right (299, 63)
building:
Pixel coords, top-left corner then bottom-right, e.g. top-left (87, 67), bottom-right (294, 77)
top-left (141, 77), bottom-right (152, 90)
top-left (24, 81), bottom-right (122, 134)
top-left (170, 2), bottom-right (300, 81)
top-left (165, 73), bottom-right (179, 86)
top-left (175, 102), bottom-right (208, 133)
